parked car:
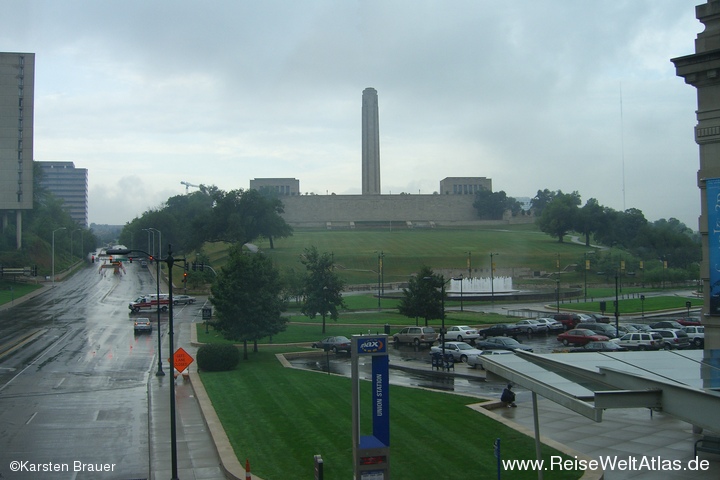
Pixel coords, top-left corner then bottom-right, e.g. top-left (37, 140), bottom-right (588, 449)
top-left (616, 324), bottom-right (639, 335)
top-left (682, 325), bottom-right (705, 348)
top-left (393, 327), bottom-right (438, 346)
top-left (570, 341), bottom-right (627, 352)
top-left (587, 314), bottom-right (610, 323)
top-left (650, 320), bottom-right (684, 330)
top-left (467, 349), bottom-right (514, 369)
top-left (576, 314), bottom-right (594, 323)
top-left (173, 294), bottom-right (196, 305)
top-left (477, 324), bottom-right (520, 339)
top-left (444, 325), bottom-right (479, 342)
top-left (475, 336), bottom-right (533, 352)
top-left (513, 319), bottom-right (548, 335)
top-left (312, 336), bottom-right (352, 353)
top-left (430, 342), bottom-right (483, 363)
top-left (616, 332), bottom-right (663, 351)
top-left (626, 323), bottom-right (652, 332)
top-left (133, 318), bottom-right (153, 334)
top-left (677, 317), bottom-right (701, 326)
top-left (557, 329), bottom-right (609, 346)
top-left (651, 329), bottom-right (691, 350)
top-left (534, 317), bottom-right (564, 332)
top-left (579, 323), bottom-right (620, 339)
top-left (551, 313), bottom-right (582, 330)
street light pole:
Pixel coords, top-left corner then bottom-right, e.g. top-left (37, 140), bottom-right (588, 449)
top-left (107, 246), bottom-right (179, 478)
top-left (489, 252), bottom-right (499, 304)
top-left (583, 251), bottom-right (594, 302)
top-left (165, 245), bottom-right (179, 480)
top-left (52, 227), bottom-right (66, 286)
top-left (149, 228), bottom-right (162, 261)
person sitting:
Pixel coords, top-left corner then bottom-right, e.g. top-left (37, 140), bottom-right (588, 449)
top-left (501, 384), bottom-right (517, 407)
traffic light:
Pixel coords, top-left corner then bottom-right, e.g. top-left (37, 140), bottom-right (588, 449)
top-left (183, 272), bottom-right (188, 283)
top-left (199, 263), bottom-right (204, 271)
top-left (192, 261), bottom-right (197, 271)
top-left (32, 265), bottom-right (37, 277)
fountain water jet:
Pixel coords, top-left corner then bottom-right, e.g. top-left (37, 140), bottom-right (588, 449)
top-left (447, 277), bottom-right (515, 297)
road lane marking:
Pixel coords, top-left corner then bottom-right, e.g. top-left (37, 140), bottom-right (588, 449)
top-left (25, 411), bottom-right (38, 424)
top-left (0, 331), bottom-right (72, 393)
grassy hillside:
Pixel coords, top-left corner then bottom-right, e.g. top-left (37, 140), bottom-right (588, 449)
top-left (199, 225), bottom-right (607, 287)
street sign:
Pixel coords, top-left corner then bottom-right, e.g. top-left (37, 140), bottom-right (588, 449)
top-left (172, 347), bottom-right (194, 373)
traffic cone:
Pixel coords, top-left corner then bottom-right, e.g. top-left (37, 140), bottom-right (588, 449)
top-left (245, 458), bottom-right (251, 479)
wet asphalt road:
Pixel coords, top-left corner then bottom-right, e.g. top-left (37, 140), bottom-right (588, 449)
top-left (0, 259), bottom-right (192, 480)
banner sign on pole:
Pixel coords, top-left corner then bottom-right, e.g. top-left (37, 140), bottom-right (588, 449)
top-left (708, 178), bottom-right (720, 314)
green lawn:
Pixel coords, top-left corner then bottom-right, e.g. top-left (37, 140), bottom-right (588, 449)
top-left (0, 282), bottom-right (42, 307)
top-left (200, 346), bottom-right (582, 480)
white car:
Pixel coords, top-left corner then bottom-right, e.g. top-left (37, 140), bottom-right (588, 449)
top-left (430, 342), bottom-right (483, 363)
top-left (444, 326), bottom-right (479, 342)
top-left (681, 326), bottom-right (704, 348)
top-left (534, 317), bottom-right (564, 332)
top-left (467, 349), bottom-right (514, 369)
top-left (514, 319), bottom-right (548, 334)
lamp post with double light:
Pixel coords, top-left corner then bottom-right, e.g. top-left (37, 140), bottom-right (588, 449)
top-left (423, 275), bottom-right (451, 359)
top-left (107, 246), bottom-right (184, 479)
top-left (52, 227), bottom-right (66, 286)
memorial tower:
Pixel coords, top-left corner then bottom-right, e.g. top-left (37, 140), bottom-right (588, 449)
top-left (362, 87), bottom-right (381, 195)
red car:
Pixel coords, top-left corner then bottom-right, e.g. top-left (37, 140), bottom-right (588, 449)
top-left (557, 329), bottom-right (610, 346)
top-left (676, 317), bottom-right (701, 326)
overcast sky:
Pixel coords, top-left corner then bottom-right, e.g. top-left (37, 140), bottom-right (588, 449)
top-left (1, 0), bottom-right (706, 227)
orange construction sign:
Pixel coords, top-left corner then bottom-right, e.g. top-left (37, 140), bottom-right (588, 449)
top-left (172, 347), bottom-right (194, 373)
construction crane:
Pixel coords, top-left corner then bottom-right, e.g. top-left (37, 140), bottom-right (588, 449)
top-left (180, 181), bottom-right (200, 194)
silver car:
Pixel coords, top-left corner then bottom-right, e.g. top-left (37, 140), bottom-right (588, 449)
top-left (514, 319), bottom-right (548, 335)
top-left (173, 294), bottom-right (196, 305)
top-left (430, 342), bottom-right (483, 363)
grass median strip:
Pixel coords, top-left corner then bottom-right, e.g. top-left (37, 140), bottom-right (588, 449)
top-left (199, 346), bottom-right (582, 479)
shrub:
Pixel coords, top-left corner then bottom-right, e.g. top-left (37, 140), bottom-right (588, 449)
top-left (197, 343), bottom-right (240, 371)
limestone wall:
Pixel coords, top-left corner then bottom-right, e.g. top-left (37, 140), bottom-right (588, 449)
top-left (280, 194), bottom-right (533, 227)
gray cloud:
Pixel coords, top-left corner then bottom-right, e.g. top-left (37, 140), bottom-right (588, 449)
top-left (1, 0), bottom-right (703, 226)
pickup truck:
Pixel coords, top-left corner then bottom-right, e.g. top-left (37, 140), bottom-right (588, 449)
top-left (129, 296), bottom-right (169, 314)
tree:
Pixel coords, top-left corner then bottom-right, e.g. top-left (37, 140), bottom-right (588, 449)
top-left (203, 188), bottom-right (293, 247)
top-left (530, 189), bottom-right (558, 217)
top-left (536, 191), bottom-right (581, 242)
top-left (300, 246), bottom-right (346, 333)
top-left (397, 266), bottom-right (445, 326)
top-left (575, 198), bottom-right (606, 246)
top-left (210, 246), bottom-right (287, 359)
top-left (472, 190), bottom-right (522, 220)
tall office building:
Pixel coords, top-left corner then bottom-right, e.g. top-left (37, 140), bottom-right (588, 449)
top-left (0, 52), bottom-right (34, 249)
top-left (362, 87), bottom-right (381, 195)
top-left (37, 161), bottom-right (89, 227)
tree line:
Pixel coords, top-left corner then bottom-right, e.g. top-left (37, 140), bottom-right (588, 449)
top-left (473, 188), bottom-right (700, 270)
top-left (0, 163), bottom-right (98, 275)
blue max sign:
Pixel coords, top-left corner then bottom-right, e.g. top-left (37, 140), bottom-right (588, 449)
top-left (357, 337), bottom-right (387, 354)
